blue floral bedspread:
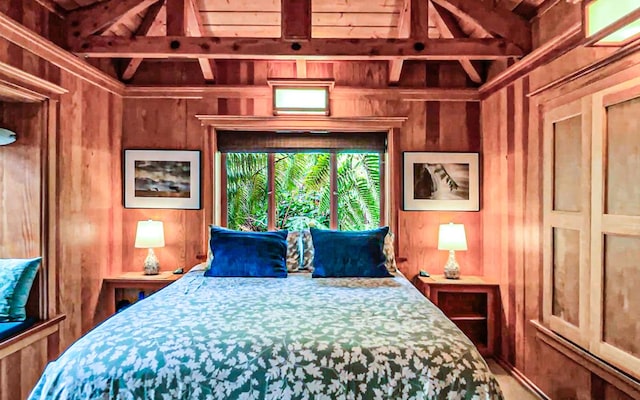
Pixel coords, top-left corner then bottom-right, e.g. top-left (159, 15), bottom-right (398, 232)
top-left (29, 271), bottom-right (503, 399)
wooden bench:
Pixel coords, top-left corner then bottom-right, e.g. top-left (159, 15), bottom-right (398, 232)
top-left (0, 315), bottom-right (66, 400)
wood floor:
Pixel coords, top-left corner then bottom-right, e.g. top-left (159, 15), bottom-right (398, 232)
top-left (487, 359), bottom-right (540, 400)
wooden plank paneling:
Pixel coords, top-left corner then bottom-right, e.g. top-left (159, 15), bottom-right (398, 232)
top-left (0, 102), bottom-right (43, 259)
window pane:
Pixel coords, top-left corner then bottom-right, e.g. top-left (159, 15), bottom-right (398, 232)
top-left (275, 153), bottom-right (330, 230)
top-left (226, 153), bottom-right (268, 231)
top-left (337, 153), bottom-right (381, 231)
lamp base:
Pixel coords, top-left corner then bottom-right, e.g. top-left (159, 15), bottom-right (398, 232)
top-left (143, 248), bottom-right (160, 275)
top-left (443, 250), bottom-right (461, 279)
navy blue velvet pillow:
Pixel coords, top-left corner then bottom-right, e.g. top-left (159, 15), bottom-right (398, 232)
top-left (310, 227), bottom-right (392, 278)
top-left (205, 227), bottom-right (288, 278)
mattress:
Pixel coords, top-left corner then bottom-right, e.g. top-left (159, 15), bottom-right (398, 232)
top-left (29, 271), bottom-right (503, 399)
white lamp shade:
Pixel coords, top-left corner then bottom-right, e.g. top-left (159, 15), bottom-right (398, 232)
top-left (438, 223), bottom-right (468, 251)
top-left (134, 220), bottom-right (165, 248)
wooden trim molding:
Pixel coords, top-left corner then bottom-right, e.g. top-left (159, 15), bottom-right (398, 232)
top-left (196, 115), bottom-right (408, 131)
top-left (479, 22), bottom-right (583, 98)
top-left (73, 36), bottom-right (524, 60)
top-left (125, 86), bottom-right (480, 102)
top-left (0, 61), bottom-right (67, 97)
top-left (0, 314), bottom-right (65, 360)
top-left (0, 12), bottom-right (124, 95)
top-left (493, 357), bottom-right (549, 400)
top-left (531, 320), bottom-right (640, 399)
top-left (529, 40), bottom-right (640, 100)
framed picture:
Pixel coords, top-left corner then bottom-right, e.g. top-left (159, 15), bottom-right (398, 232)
top-left (403, 152), bottom-right (480, 211)
top-left (123, 149), bottom-right (201, 209)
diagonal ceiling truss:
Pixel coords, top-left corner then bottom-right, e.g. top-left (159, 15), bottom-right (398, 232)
top-left (59, 0), bottom-right (536, 84)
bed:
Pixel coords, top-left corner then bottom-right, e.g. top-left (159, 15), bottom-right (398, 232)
top-left (29, 269), bottom-right (503, 399)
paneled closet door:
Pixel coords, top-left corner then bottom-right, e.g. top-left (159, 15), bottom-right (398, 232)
top-left (542, 99), bottom-right (591, 347)
top-left (590, 81), bottom-right (640, 377)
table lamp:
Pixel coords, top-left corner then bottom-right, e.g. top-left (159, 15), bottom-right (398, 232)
top-left (438, 223), bottom-right (467, 279)
top-left (135, 220), bottom-right (165, 275)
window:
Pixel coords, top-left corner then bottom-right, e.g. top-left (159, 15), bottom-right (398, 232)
top-left (219, 131), bottom-right (385, 232)
top-left (542, 79), bottom-right (640, 379)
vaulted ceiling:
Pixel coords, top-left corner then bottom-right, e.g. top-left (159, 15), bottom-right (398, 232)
top-left (42, 0), bottom-right (552, 84)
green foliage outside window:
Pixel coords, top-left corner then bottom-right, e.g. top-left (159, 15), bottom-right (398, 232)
top-left (226, 152), bottom-right (381, 232)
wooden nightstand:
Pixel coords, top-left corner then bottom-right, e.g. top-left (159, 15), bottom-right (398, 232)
top-left (416, 275), bottom-right (499, 356)
top-left (103, 271), bottom-right (182, 316)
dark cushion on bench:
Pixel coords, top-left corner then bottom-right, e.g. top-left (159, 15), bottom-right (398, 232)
top-left (0, 317), bottom-right (37, 341)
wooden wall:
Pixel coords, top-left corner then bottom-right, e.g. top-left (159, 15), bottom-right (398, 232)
top-left (121, 60), bottom-right (483, 280)
top-left (481, 1), bottom-right (639, 398)
top-left (0, 0), bottom-right (123, 381)
top-left (0, 101), bottom-right (44, 260)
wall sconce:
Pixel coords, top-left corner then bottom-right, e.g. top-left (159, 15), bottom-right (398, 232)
top-left (0, 128), bottom-right (17, 146)
top-left (584, 0), bottom-right (640, 46)
top-left (269, 79), bottom-right (333, 116)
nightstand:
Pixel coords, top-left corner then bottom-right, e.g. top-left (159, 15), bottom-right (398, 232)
top-left (416, 275), bottom-right (499, 356)
top-left (103, 271), bottom-right (182, 316)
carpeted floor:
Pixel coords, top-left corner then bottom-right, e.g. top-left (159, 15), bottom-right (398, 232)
top-left (487, 359), bottom-right (540, 400)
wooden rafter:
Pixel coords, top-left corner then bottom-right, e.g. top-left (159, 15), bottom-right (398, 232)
top-left (67, 0), bottom-right (160, 43)
top-left (410, 0), bottom-right (429, 39)
top-left (430, 1), bottom-right (482, 83)
top-left (166, 0), bottom-right (187, 36)
top-left (121, 0), bottom-right (165, 81)
top-left (388, 60), bottom-right (404, 85)
top-left (73, 37), bottom-right (524, 60)
top-left (186, 0), bottom-right (216, 82)
top-left (296, 60), bottom-right (307, 78)
top-left (430, 0), bottom-right (531, 51)
top-left (282, 0), bottom-right (311, 41)
top-left (397, 0), bottom-right (412, 38)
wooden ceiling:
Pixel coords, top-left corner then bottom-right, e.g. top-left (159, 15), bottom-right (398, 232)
top-left (43, 0), bottom-right (551, 83)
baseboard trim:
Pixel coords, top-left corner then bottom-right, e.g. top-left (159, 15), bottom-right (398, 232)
top-left (493, 357), bottom-right (550, 400)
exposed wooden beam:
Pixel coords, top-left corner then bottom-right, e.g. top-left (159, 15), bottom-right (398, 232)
top-left (67, 0), bottom-right (160, 42)
top-left (74, 37), bottom-right (524, 60)
top-left (123, 85), bottom-right (480, 102)
top-left (33, 0), bottom-right (67, 18)
top-left (0, 11), bottom-right (124, 95)
top-left (480, 22), bottom-right (583, 98)
top-left (186, 0), bottom-right (216, 82)
top-left (410, 0), bottom-right (429, 39)
top-left (121, 0), bottom-right (165, 81)
top-left (166, 0), bottom-right (187, 36)
top-left (431, 0), bottom-right (531, 51)
top-left (388, 60), bottom-right (404, 85)
top-left (296, 59), bottom-right (307, 78)
top-left (397, 0), bottom-right (412, 38)
top-left (430, 2), bottom-right (482, 83)
top-left (281, 0), bottom-right (311, 41)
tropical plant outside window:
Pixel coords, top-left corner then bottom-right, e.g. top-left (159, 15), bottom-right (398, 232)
top-left (226, 152), bottom-right (381, 232)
